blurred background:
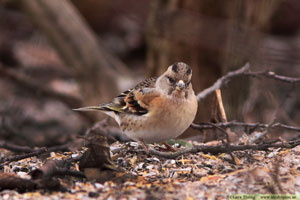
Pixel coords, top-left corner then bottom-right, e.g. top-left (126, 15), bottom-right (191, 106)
top-left (0, 0), bottom-right (299, 147)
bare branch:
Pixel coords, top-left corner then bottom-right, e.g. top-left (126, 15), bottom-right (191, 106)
top-left (196, 63), bottom-right (300, 102)
top-left (191, 121), bottom-right (300, 132)
top-left (150, 139), bottom-right (300, 159)
top-left (245, 71), bottom-right (300, 84)
top-left (196, 63), bottom-right (250, 101)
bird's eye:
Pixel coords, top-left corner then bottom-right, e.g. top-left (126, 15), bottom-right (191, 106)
top-left (167, 76), bottom-right (175, 84)
top-left (186, 81), bottom-right (191, 86)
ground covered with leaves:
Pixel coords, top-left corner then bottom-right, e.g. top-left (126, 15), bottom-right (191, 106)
top-left (1, 140), bottom-right (300, 199)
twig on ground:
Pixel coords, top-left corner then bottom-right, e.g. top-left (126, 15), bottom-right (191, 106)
top-left (0, 153), bottom-right (84, 192)
top-left (0, 141), bottom-right (35, 153)
top-left (205, 122), bottom-right (229, 144)
top-left (31, 159), bottom-right (85, 180)
top-left (0, 147), bottom-right (48, 165)
top-left (191, 121), bottom-right (300, 133)
top-left (30, 159), bottom-right (73, 191)
top-left (0, 172), bottom-right (37, 192)
top-left (247, 121), bottom-right (277, 145)
top-left (0, 144), bottom-right (70, 165)
top-left (150, 139), bottom-right (300, 159)
top-left (54, 167), bottom-right (86, 178)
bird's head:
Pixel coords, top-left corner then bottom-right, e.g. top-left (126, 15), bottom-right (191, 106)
top-left (156, 62), bottom-right (193, 98)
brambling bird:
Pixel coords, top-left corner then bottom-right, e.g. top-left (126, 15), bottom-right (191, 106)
top-left (74, 62), bottom-right (198, 153)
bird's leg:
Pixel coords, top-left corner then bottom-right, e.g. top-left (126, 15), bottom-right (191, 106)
top-left (139, 139), bottom-right (149, 154)
top-left (158, 142), bottom-right (176, 152)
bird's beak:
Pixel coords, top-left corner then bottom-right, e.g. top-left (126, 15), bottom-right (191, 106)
top-left (176, 80), bottom-right (185, 91)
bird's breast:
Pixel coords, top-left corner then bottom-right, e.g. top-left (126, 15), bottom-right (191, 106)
top-left (119, 94), bottom-right (198, 143)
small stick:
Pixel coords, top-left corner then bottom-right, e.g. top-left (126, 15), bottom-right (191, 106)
top-left (150, 139), bottom-right (300, 159)
top-left (215, 89), bottom-right (227, 122)
top-left (191, 121), bottom-right (300, 133)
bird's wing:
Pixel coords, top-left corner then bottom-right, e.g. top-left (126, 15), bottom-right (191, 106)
top-left (100, 77), bottom-right (159, 115)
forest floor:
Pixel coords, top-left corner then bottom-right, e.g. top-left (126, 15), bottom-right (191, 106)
top-left (1, 141), bottom-right (300, 199)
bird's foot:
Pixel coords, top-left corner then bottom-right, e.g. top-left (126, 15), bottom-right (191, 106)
top-left (139, 139), bottom-right (150, 154)
top-left (158, 142), bottom-right (176, 152)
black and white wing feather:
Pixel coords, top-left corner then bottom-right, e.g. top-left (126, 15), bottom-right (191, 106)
top-left (74, 77), bottom-right (157, 116)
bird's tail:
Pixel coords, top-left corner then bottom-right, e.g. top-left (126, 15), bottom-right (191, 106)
top-left (73, 103), bottom-right (123, 113)
top-left (72, 106), bottom-right (104, 112)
